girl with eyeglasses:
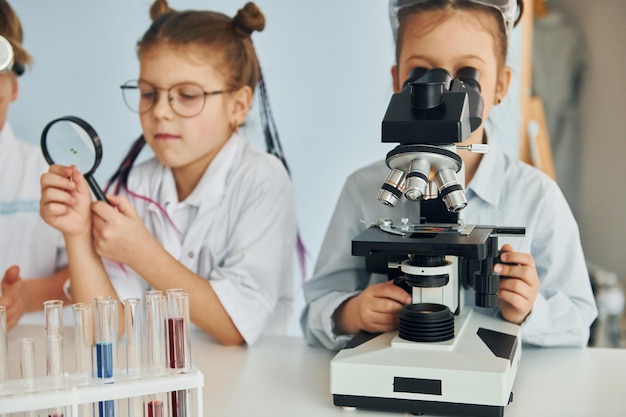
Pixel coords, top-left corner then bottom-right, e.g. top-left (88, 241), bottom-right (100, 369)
top-left (40, 0), bottom-right (297, 346)
top-left (0, 0), bottom-right (70, 329)
top-left (301, 0), bottom-right (597, 351)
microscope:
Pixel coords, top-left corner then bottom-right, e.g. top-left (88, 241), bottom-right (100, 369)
top-left (330, 68), bottom-right (525, 417)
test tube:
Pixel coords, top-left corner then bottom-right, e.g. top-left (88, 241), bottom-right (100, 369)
top-left (144, 291), bottom-right (166, 376)
top-left (20, 337), bottom-right (36, 384)
top-left (0, 309), bottom-right (6, 417)
top-left (166, 290), bottom-right (191, 372)
top-left (45, 300), bottom-right (65, 378)
top-left (20, 337), bottom-right (38, 417)
top-left (72, 303), bottom-right (95, 417)
top-left (45, 300), bottom-right (65, 417)
top-left (0, 306), bottom-right (7, 383)
top-left (166, 291), bottom-right (191, 417)
top-left (94, 297), bottom-right (117, 417)
top-left (145, 399), bottom-right (164, 417)
top-left (144, 291), bottom-right (166, 417)
top-left (123, 298), bottom-right (143, 417)
top-left (73, 303), bottom-right (93, 383)
top-left (123, 298), bottom-right (143, 378)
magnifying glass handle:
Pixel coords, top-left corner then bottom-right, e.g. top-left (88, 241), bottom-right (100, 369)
top-left (86, 175), bottom-right (110, 204)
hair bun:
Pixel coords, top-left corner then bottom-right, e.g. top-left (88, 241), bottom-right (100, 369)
top-left (150, 0), bottom-right (174, 21)
top-left (233, 2), bottom-right (265, 37)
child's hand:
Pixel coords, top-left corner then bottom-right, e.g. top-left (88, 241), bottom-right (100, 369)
top-left (0, 265), bottom-right (27, 330)
top-left (90, 194), bottom-right (157, 268)
top-left (334, 280), bottom-right (412, 335)
top-left (40, 165), bottom-right (93, 238)
top-left (495, 243), bottom-right (540, 324)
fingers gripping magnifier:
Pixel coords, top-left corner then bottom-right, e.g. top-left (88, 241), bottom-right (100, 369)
top-left (41, 116), bottom-right (109, 204)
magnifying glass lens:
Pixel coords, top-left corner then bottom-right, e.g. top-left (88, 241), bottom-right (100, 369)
top-left (41, 116), bottom-right (108, 203)
top-left (44, 121), bottom-right (97, 173)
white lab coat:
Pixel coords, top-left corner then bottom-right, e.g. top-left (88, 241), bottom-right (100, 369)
top-left (106, 132), bottom-right (297, 345)
top-left (0, 124), bottom-right (69, 325)
top-left (301, 141), bottom-right (597, 350)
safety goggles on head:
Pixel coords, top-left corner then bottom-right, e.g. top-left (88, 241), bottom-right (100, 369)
top-left (0, 35), bottom-right (23, 76)
top-left (389, 0), bottom-right (519, 41)
top-left (0, 36), bottom-right (14, 74)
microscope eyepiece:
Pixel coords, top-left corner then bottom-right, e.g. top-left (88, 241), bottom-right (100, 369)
top-left (456, 67), bottom-right (481, 92)
top-left (418, 67), bottom-right (453, 86)
top-left (403, 67), bottom-right (455, 111)
top-left (411, 82), bottom-right (445, 110)
top-left (401, 67), bottom-right (429, 92)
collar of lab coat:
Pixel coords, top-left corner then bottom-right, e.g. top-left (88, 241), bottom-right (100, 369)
top-left (465, 139), bottom-right (505, 208)
top-left (157, 132), bottom-right (244, 209)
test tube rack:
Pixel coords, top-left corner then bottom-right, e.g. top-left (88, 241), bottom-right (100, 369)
top-left (0, 292), bottom-right (204, 417)
top-left (0, 369), bottom-right (204, 415)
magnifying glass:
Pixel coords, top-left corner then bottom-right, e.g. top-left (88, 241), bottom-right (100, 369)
top-left (41, 116), bottom-right (109, 203)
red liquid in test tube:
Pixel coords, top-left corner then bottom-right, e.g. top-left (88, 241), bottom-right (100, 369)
top-left (168, 317), bottom-right (185, 369)
top-left (166, 290), bottom-right (190, 417)
top-left (147, 400), bottom-right (164, 417)
top-left (168, 317), bottom-right (187, 417)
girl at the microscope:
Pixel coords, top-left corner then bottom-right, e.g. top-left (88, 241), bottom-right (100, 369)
top-left (40, 1), bottom-right (297, 346)
top-left (301, 0), bottom-right (597, 350)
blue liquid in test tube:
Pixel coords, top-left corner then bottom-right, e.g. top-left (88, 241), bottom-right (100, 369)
top-left (97, 341), bottom-right (114, 417)
top-left (97, 342), bottom-right (113, 379)
top-left (95, 297), bottom-right (117, 417)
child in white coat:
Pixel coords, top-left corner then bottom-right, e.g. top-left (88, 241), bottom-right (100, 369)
top-left (0, 0), bottom-right (69, 329)
top-left (41, 0), bottom-right (297, 346)
top-left (301, 0), bottom-right (597, 351)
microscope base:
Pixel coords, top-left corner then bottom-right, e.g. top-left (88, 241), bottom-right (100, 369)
top-left (333, 394), bottom-right (510, 417)
top-left (331, 309), bottom-right (521, 417)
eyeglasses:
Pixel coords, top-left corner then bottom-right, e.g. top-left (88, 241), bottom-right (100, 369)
top-left (389, 0), bottom-right (519, 40)
top-left (120, 80), bottom-right (232, 118)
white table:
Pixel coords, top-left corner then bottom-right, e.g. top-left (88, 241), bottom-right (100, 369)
top-left (4, 325), bottom-right (626, 417)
